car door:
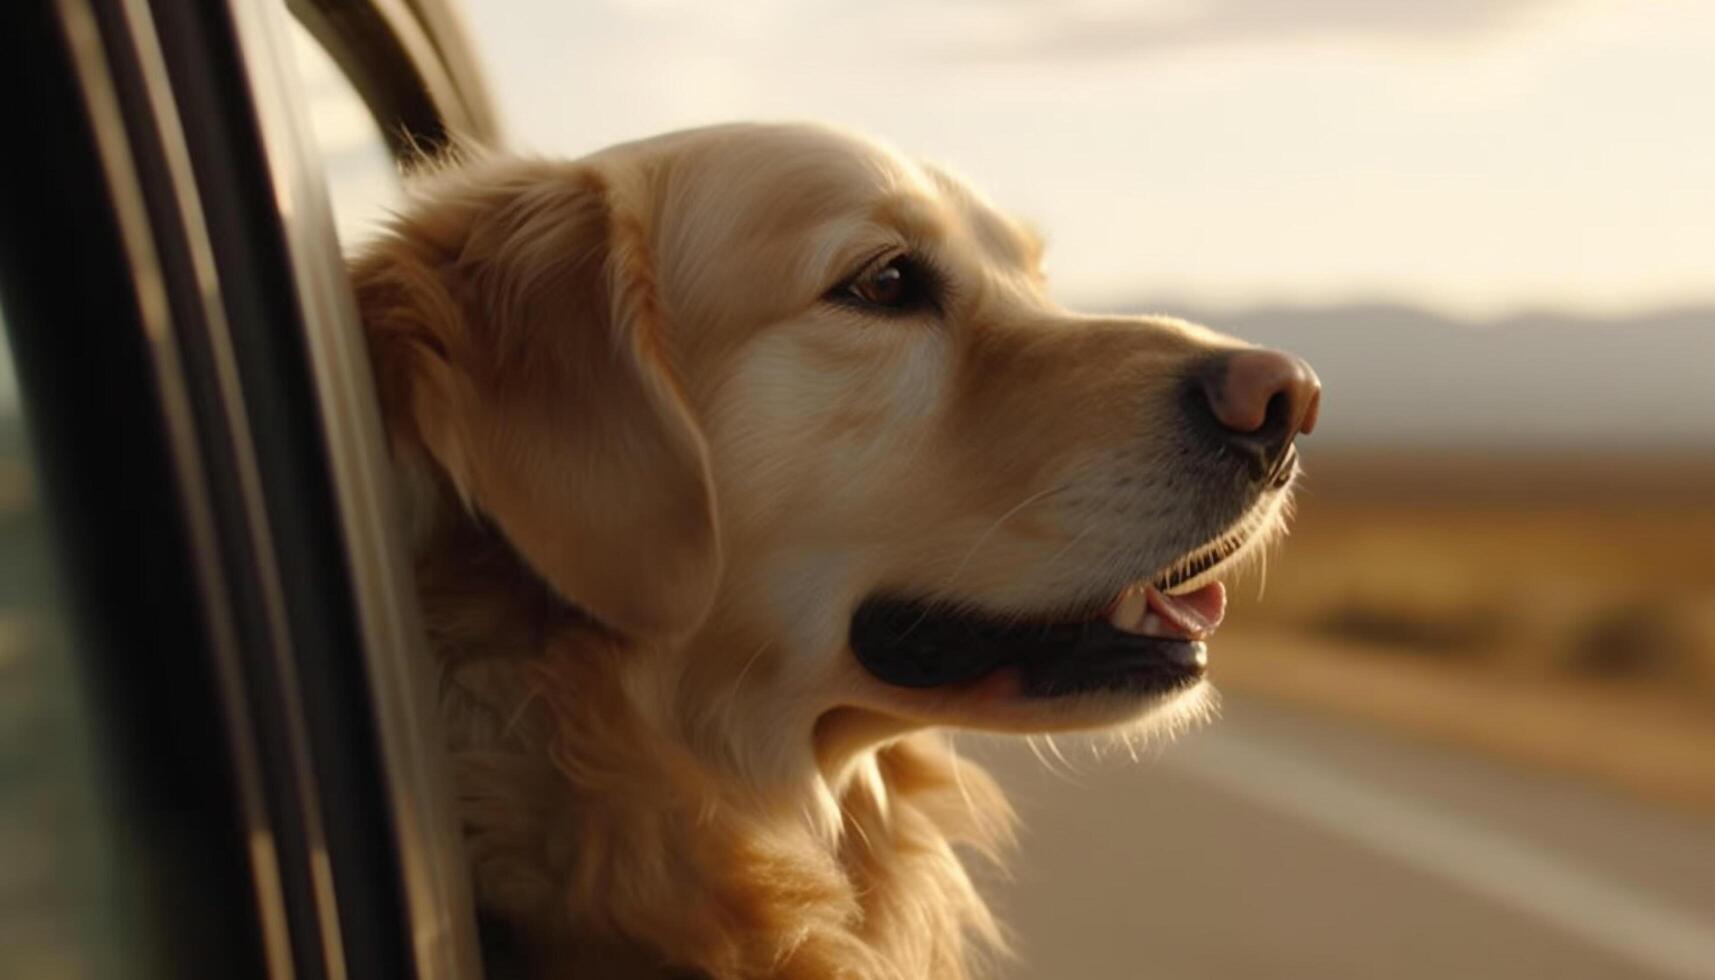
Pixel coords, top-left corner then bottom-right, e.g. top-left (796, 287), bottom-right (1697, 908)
top-left (0, 1), bottom-right (495, 976)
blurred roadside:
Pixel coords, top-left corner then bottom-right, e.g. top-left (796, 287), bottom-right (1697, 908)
top-left (1218, 449), bottom-right (1715, 814)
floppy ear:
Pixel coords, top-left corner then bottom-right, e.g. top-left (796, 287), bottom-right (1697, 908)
top-left (352, 163), bottom-right (720, 638)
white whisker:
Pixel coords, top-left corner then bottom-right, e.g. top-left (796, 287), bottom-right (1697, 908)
top-left (1043, 733), bottom-right (1077, 774)
top-left (727, 641), bottom-right (773, 705)
top-left (942, 484), bottom-right (1068, 591)
top-left (896, 483), bottom-right (1069, 638)
top-left (1040, 524), bottom-right (1095, 576)
top-left (1026, 734), bottom-right (1080, 784)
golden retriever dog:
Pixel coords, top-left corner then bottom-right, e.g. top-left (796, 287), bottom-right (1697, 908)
top-left (350, 122), bottom-right (1320, 979)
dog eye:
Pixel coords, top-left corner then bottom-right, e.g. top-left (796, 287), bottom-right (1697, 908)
top-left (834, 254), bottom-right (939, 315)
top-left (857, 262), bottom-right (908, 306)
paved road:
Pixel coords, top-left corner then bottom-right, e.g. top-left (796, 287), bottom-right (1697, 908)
top-left (964, 694), bottom-right (1715, 980)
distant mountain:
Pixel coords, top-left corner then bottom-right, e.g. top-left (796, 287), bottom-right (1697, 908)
top-left (1123, 302), bottom-right (1715, 449)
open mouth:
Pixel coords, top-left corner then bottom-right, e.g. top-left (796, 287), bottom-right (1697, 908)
top-left (850, 552), bottom-right (1240, 699)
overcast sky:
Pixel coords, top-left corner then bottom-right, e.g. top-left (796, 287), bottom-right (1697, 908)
top-left (450, 0), bottom-right (1715, 318)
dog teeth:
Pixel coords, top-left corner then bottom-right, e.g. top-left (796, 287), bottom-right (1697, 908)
top-left (1097, 590), bottom-right (1193, 645)
top-left (1107, 595), bottom-right (1187, 639)
top-left (1107, 590), bottom-right (1149, 632)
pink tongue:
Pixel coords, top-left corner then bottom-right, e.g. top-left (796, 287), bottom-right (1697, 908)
top-left (1146, 582), bottom-right (1227, 639)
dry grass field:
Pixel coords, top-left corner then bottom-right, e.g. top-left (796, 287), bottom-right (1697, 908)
top-left (1216, 450), bottom-right (1715, 812)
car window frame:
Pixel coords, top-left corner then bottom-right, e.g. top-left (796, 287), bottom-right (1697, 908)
top-left (288, 0), bottom-right (499, 158)
top-left (218, 1), bottom-right (495, 976)
top-left (0, 0), bottom-right (495, 977)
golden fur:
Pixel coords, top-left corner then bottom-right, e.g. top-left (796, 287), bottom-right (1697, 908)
top-left (350, 123), bottom-right (1291, 978)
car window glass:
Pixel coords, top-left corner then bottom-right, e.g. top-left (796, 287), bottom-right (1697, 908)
top-left (287, 19), bottom-right (403, 249)
top-left (0, 309), bottom-right (122, 980)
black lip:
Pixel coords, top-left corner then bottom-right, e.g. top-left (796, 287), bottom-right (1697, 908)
top-left (849, 596), bottom-right (1207, 698)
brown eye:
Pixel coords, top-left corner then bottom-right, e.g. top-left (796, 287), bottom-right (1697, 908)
top-left (855, 262), bottom-right (907, 306)
top-left (833, 253), bottom-right (939, 314)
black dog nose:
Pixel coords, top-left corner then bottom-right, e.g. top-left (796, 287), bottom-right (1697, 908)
top-left (1190, 348), bottom-right (1321, 477)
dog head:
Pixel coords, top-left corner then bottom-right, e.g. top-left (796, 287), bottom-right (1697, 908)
top-left (353, 122), bottom-right (1319, 784)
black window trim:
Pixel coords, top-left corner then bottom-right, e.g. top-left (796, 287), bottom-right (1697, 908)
top-left (1, 0), bottom-right (296, 975)
top-left (1, 0), bottom-right (493, 976)
top-left (215, 0), bottom-right (488, 975)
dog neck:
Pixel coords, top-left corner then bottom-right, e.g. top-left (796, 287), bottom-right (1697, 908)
top-left (405, 470), bottom-right (1014, 978)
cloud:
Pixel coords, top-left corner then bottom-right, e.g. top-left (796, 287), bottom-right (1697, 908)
top-left (949, 0), bottom-right (1567, 62)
